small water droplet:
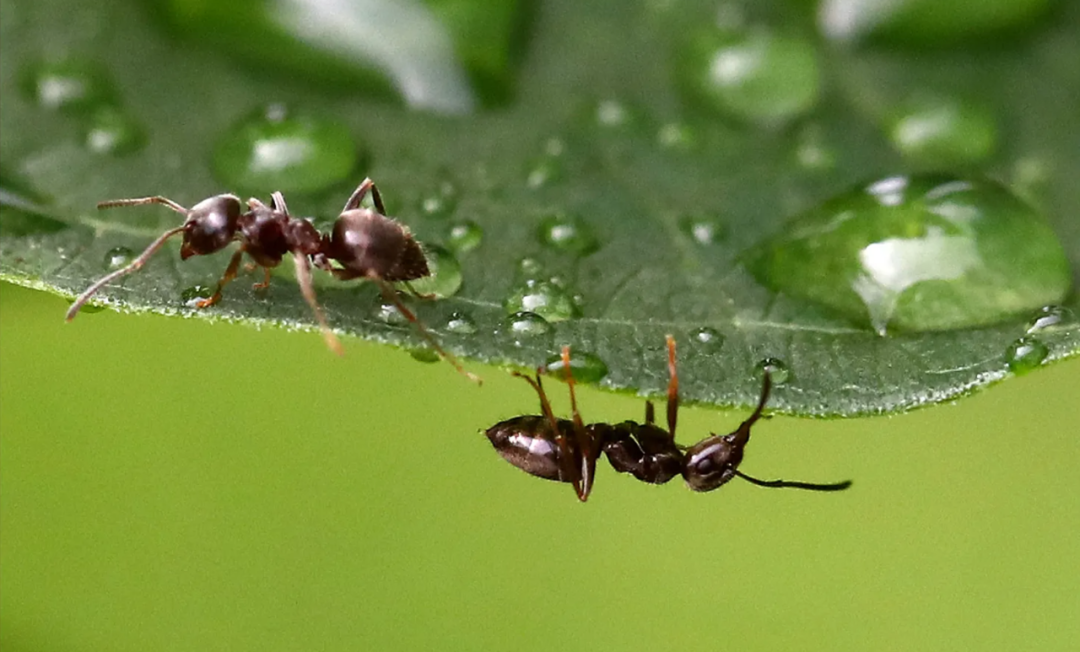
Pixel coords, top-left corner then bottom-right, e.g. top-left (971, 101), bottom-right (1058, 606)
top-left (593, 98), bottom-right (642, 129)
top-left (103, 246), bottom-right (134, 270)
top-left (419, 179), bottom-right (460, 218)
top-left (410, 347), bottom-right (440, 364)
top-left (757, 357), bottom-right (790, 385)
top-left (84, 106), bottom-right (145, 156)
top-left (746, 175), bottom-right (1072, 334)
top-left (506, 311), bottom-right (553, 343)
top-left (794, 124), bottom-right (837, 171)
top-left (517, 256), bottom-right (546, 280)
top-left (656, 122), bottom-right (696, 151)
top-left (1005, 336), bottom-right (1048, 375)
top-left (545, 350), bottom-right (609, 384)
top-left (447, 220), bottom-right (483, 252)
top-left (504, 280), bottom-right (579, 322)
top-left (1026, 305), bottom-right (1074, 334)
top-left (445, 311), bottom-right (478, 334)
top-left (212, 104), bottom-right (359, 194)
top-left (20, 59), bottom-right (113, 113)
top-left (181, 285), bottom-right (213, 308)
top-left (525, 138), bottom-right (566, 189)
top-left (678, 28), bottom-right (821, 126)
top-left (888, 96), bottom-right (997, 167)
top-left (679, 215), bottom-right (725, 245)
top-left (406, 245), bottom-right (463, 299)
top-left (375, 301), bottom-right (409, 325)
top-left (538, 212), bottom-right (599, 256)
top-left (691, 327), bottom-right (725, 352)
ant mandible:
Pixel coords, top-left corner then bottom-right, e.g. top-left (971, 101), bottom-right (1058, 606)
top-left (485, 335), bottom-right (851, 501)
top-left (65, 178), bottom-right (480, 383)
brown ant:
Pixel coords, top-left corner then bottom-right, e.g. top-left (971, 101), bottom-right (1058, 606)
top-left (66, 178), bottom-right (479, 383)
top-left (485, 336), bottom-right (851, 501)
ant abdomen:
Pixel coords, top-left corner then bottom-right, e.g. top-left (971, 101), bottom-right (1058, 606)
top-left (178, 194), bottom-right (242, 259)
top-left (329, 210), bottom-right (429, 282)
top-left (485, 415), bottom-right (582, 483)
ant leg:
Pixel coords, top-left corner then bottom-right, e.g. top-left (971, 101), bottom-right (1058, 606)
top-left (665, 334), bottom-right (679, 440)
top-left (733, 469), bottom-right (852, 492)
top-left (403, 281), bottom-right (436, 301)
top-left (559, 345), bottom-right (596, 501)
top-left (373, 277), bottom-right (481, 384)
top-left (510, 371), bottom-right (559, 429)
top-left (270, 191), bottom-right (289, 214)
top-left (252, 267), bottom-right (272, 290)
top-left (65, 225), bottom-right (187, 321)
top-left (342, 178), bottom-right (387, 215)
top-left (97, 196), bottom-right (188, 214)
top-left (292, 252), bottom-right (343, 356)
top-left (193, 249), bottom-right (245, 309)
top-left (644, 400), bottom-right (655, 425)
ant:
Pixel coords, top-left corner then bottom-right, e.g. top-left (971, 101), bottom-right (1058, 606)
top-left (485, 335), bottom-right (851, 501)
top-left (66, 178), bottom-right (480, 383)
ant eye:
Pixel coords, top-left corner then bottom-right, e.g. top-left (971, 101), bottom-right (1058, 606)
top-left (180, 195), bottom-right (241, 258)
top-left (682, 436), bottom-right (742, 492)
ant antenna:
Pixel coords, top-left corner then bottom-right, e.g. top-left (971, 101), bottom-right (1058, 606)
top-left (733, 469), bottom-right (852, 492)
top-left (65, 224), bottom-right (186, 321)
top-left (373, 278), bottom-right (481, 384)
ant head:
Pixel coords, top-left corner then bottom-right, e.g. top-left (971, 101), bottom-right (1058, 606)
top-left (179, 194), bottom-right (242, 259)
top-left (681, 433), bottom-right (744, 492)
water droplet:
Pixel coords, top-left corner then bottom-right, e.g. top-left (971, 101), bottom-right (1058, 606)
top-left (504, 280), bottom-right (579, 322)
top-left (181, 285), bottom-right (213, 308)
top-left (656, 122), bottom-right (696, 151)
top-left (691, 327), bottom-right (725, 352)
top-left (517, 256), bottom-right (546, 280)
top-left (419, 179), bottom-right (459, 218)
top-left (1005, 336), bottom-right (1048, 375)
top-left (103, 246), bottom-right (134, 270)
top-left (1026, 305), bottom-right (1074, 334)
top-left (525, 138), bottom-right (565, 189)
top-left (375, 301), bottom-right (409, 325)
top-left (20, 60), bottom-right (113, 113)
top-left (447, 220), bottom-right (483, 252)
top-left (406, 245), bottom-right (463, 299)
top-left (538, 212), bottom-right (599, 256)
top-left (212, 104), bottom-right (359, 194)
top-left (888, 96), bottom-right (997, 167)
top-left (757, 357), bottom-right (790, 385)
top-left (818, 0), bottom-right (1054, 46)
top-left (794, 124), bottom-right (837, 171)
top-left (679, 215), bottom-right (725, 245)
top-left (505, 311), bottom-right (553, 343)
top-left (84, 106), bottom-right (145, 156)
top-left (678, 28), bottom-right (821, 126)
top-left (746, 175), bottom-right (1072, 334)
top-left (445, 311), bottom-right (478, 335)
top-left (410, 347), bottom-right (440, 364)
top-left (545, 350), bottom-right (609, 384)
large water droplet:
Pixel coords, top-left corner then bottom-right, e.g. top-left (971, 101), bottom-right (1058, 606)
top-left (746, 175), bottom-right (1071, 334)
top-left (678, 28), bottom-right (821, 126)
top-left (505, 311), bottom-right (553, 344)
top-left (410, 347), bottom-right (440, 364)
top-left (504, 280), bottom-right (579, 322)
top-left (538, 212), bottom-right (599, 256)
top-left (447, 220), bottom-right (483, 253)
top-left (1005, 336), bottom-right (1048, 375)
top-left (445, 311), bottom-right (478, 335)
top-left (213, 104), bottom-right (359, 194)
top-left (1026, 305), bottom-right (1075, 334)
top-left (103, 246), bottom-right (134, 270)
top-left (406, 245), bottom-right (463, 299)
top-left (181, 285), bottom-right (213, 308)
top-left (887, 96), bottom-right (997, 167)
top-left (20, 60), bottom-right (113, 113)
top-left (545, 350), bottom-right (609, 384)
top-left (691, 327), bottom-right (725, 353)
top-left (84, 106), bottom-right (145, 156)
top-left (757, 357), bottom-right (790, 385)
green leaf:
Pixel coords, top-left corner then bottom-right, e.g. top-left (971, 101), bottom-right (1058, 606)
top-left (1, 0), bottom-right (1077, 416)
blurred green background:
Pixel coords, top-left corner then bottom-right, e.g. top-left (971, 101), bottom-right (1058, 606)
top-left (2, 282), bottom-right (1078, 651)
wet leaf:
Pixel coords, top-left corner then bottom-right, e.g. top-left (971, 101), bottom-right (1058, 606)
top-left (1, 0), bottom-right (1077, 415)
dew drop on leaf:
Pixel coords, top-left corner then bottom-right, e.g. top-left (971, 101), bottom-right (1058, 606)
top-left (447, 220), bottom-right (483, 252)
top-left (505, 311), bottom-right (552, 343)
top-left (517, 256), bottom-right (546, 280)
top-left (410, 347), bottom-right (440, 364)
top-left (181, 285), bottom-right (213, 308)
top-left (84, 106), bottom-right (145, 156)
top-left (887, 96), bottom-right (997, 167)
top-left (1025, 305), bottom-right (1074, 334)
top-left (691, 326), bottom-right (725, 353)
top-left (445, 311), bottom-right (478, 335)
top-left (678, 214), bottom-right (724, 245)
top-left (406, 245), bottom-right (462, 299)
top-left (103, 246), bottom-right (134, 270)
top-left (538, 212), bottom-right (599, 256)
top-left (419, 178), bottom-right (460, 219)
top-left (503, 280), bottom-right (579, 322)
top-left (757, 357), bottom-right (790, 385)
top-left (375, 301), bottom-right (408, 325)
top-left (19, 59), bottom-right (113, 113)
top-left (1005, 336), bottom-right (1048, 375)
top-left (545, 350), bottom-right (609, 384)
top-left (212, 104), bottom-right (359, 195)
top-left (746, 175), bottom-right (1072, 335)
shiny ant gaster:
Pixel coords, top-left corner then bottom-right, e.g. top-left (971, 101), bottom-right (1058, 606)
top-left (66, 178), bottom-right (479, 383)
top-left (485, 336), bottom-right (851, 501)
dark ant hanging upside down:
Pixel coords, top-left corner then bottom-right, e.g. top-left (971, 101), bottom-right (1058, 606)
top-left (65, 178), bottom-right (480, 383)
top-left (485, 336), bottom-right (852, 501)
